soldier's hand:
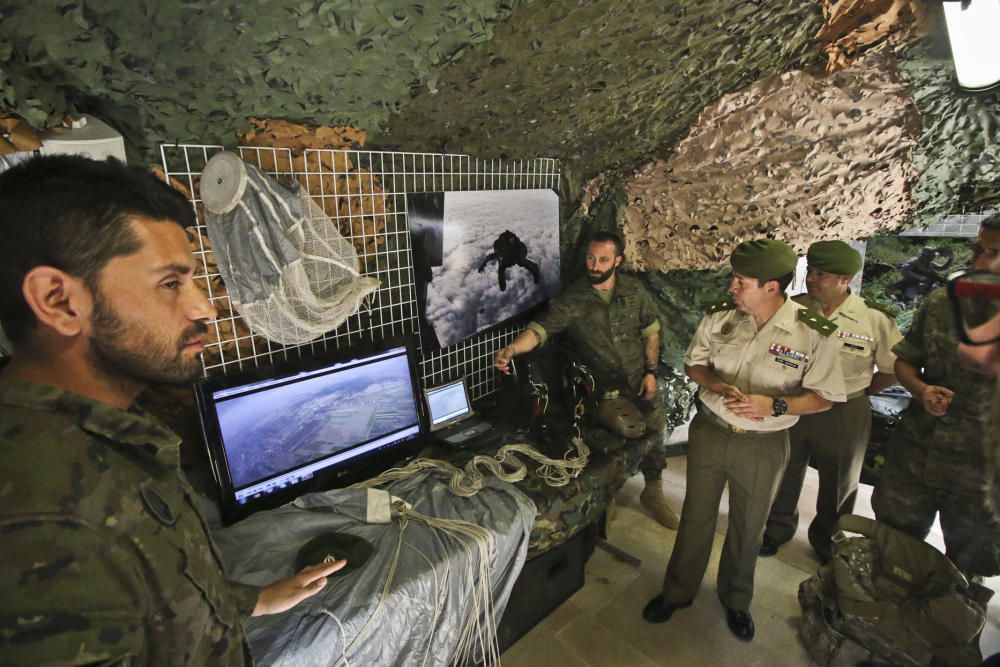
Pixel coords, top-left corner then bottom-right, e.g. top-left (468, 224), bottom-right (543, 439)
top-left (719, 383), bottom-right (748, 403)
top-left (920, 385), bottom-right (955, 417)
top-left (494, 346), bottom-right (514, 374)
top-left (638, 374), bottom-right (657, 400)
top-left (252, 560), bottom-right (347, 616)
top-left (723, 393), bottom-right (771, 420)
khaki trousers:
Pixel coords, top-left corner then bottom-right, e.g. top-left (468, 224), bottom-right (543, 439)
top-left (764, 394), bottom-right (871, 560)
top-left (662, 410), bottom-right (789, 611)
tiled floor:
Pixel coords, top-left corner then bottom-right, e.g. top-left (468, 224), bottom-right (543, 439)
top-left (502, 429), bottom-right (1000, 666)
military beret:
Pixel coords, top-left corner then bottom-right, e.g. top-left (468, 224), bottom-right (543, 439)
top-left (807, 240), bottom-right (862, 276)
top-left (730, 239), bottom-right (798, 280)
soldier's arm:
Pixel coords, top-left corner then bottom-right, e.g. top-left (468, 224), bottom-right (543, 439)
top-left (494, 329), bottom-right (541, 374)
top-left (0, 521), bottom-right (146, 665)
top-left (684, 363), bottom-right (747, 402)
top-left (895, 357), bottom-right (953, 417)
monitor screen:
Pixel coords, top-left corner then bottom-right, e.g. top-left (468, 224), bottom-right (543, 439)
top-left (425, 378), bottom-right (472, 430)
top-left (195, 341), bottom-right (425, 523)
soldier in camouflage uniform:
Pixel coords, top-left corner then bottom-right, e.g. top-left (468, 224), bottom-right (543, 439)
top-left (494, 231), bottom-right (679, 529)
top-left (873, 218), bottom-right (1000, 579)
top-left (0, 156), bottom-right (344, 665)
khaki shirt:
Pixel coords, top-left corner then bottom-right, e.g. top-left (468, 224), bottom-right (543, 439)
top-left (793, 292), bottom-right (902, 395)
top-left (685, 297), bottom-right (847, 432)
top-left (0, 379), bottom-right (257, 666)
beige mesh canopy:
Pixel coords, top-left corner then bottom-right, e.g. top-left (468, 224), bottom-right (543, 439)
top-left (200, 151), bottom-right (379, 346)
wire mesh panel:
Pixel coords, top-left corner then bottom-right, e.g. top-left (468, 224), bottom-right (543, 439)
top-left (159, 143), bottom-right (559, 398)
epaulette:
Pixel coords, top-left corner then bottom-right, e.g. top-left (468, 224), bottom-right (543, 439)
top-left (706, 297), bottom-right (736, 314)
top-left (797, 307), bottom-right (838, 337)
top-left (862, 297), bottom-right (898, 320)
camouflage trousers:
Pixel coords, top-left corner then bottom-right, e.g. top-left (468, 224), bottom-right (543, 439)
top-left (872, 421), bottom-right (1000, 578)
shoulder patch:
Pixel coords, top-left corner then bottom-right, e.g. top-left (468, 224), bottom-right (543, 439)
top-left (706, 297), bottom-right (736, 314)
top-left (797, 308), bottom-right (838, 337)
top-left (862, 297), bottom-right (898, 320)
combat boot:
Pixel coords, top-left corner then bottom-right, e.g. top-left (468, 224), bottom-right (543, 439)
top-left (640, 480), bottom-right (680, 530)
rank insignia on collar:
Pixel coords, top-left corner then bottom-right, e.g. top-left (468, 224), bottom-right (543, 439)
top-left (768, 342), bottom-right (809, 363)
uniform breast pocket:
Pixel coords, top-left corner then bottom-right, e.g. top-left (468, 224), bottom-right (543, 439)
top-left (839, 340), bottom-right (872, 378)
top-left (763, 349), bottom-right (807, 391)
top-left (710, 341), bottom-right (744, 379)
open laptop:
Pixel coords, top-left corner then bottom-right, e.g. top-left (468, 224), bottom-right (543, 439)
top-left (424, 377), bottom-right (494, 446)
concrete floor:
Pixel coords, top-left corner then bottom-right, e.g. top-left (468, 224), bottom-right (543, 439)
top-left (502, 429), bottom-right (1000, 666)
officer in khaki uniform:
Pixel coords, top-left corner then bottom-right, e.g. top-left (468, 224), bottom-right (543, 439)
top-left (643, 239), bottom-right (846, 642)
top-left (761, 241), bottom-right (902, 562)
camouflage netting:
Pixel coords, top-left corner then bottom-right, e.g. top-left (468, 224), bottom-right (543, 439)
top-left (898, 37), bottom-right (1000, 227)
top-left (0, 1), bottom-right (522, 163)
top-left (382, 1), bottom-right (823, 183)
top-left (619, 48), bottom-right (920, 272)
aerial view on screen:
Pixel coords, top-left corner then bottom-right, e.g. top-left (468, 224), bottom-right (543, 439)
top-left (216, 354), bottom-right (418, 488)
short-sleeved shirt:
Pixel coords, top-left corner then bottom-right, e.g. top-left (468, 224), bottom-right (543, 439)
top-left (793, 292), bottom-right (902, 395)
top-left (527, 274), bottom-right (660, 389)
top-left (684, 297), bottom-right (847, 432)
top-left (0, 379), bottom-right (258, 666)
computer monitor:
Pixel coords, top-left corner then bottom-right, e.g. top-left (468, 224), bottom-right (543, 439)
top-left (194, 340), bottom-right (425, 523)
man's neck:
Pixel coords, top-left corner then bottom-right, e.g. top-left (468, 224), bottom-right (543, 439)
top-left (750, 295), bottom-right (786, 329)
top-left (816, 289), bottom-right (850, 318)
top-left (2, 353), bottom-right (141, 411)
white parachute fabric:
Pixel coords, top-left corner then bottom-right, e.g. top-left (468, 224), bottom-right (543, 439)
top-left (201, 151), bottom-right (379, 345)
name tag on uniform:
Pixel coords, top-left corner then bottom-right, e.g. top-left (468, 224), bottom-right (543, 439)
top-left (837, 330), bottom-right (872, 356)
top-left (769, 343), bottom-right (808, 369)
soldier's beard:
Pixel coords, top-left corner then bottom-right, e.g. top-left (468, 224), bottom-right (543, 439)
top-left (588, 265), bottom-right (616, 285)
top-left (88, 296), bottom-right (207, 390)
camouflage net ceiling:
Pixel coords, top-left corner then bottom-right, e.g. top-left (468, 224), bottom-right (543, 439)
top-left (620, 48), bottom-right (920, 272)
top-left (0, 0), bottom-right (521, 163)
top-left (382, 1), bottom-right (823, 181)
top-left (899, 37), bottom-right (1000, 227)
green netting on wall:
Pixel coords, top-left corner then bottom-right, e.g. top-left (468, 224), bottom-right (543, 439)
top-left (899, 35), bottom-right (1000, 226)
top-left (0, 0), bottom-right (523, 163)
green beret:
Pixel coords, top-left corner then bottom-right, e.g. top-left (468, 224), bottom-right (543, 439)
top-left (807, 240), bottom-right (862, 276)
top-left (730, 239), bottom-right (798, 280)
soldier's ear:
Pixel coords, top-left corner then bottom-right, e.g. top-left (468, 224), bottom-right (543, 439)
top-left (21, 266), bottom-right (93, 338)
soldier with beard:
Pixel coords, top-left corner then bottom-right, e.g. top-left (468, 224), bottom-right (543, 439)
top-left (0, 156), bottom-right (345, 665)
top-left (494, 231), bottom-right (679, 529)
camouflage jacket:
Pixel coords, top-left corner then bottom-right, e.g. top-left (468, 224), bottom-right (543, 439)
top-left (0, 379), bottom-right (258, 665)
top-left (892, 288), bottom-right (993, 466)
top-left (527, 274), bottom-right (660, 390)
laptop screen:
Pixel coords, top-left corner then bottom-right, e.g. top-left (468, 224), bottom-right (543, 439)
top-left (195, 342), bottom-right (425, 522)
top-left (425, 378), bottom-right (472, 431)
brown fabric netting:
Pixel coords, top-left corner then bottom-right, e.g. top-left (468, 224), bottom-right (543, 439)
top-left (817, 0), bottom-right (930, 73)
top-left (620, 48), bottom-right (920, 272)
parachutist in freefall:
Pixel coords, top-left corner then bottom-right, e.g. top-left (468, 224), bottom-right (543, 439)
top-left (478, 229), bottom-right (541, 291)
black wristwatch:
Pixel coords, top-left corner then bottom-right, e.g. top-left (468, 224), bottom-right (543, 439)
top-left (771, 397), bottom-right (788, 417)
top-left (644, 368), bottom-right (657, 379)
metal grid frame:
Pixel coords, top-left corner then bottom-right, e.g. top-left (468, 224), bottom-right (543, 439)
top-left (159, 144), bottom-right (559, 400)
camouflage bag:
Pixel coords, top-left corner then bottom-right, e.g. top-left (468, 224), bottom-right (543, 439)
top-left (798, 514), bottom-right (993, 666)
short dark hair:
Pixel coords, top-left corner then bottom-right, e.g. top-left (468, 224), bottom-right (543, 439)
top-left (588, 231), bottom-right (624, 257)
top-left (981, 212), bottom-right (1000, 232)
top-left (757, 272), bottom-right (794, 292)
top-left (0, 155), bottom-right (195, 346)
